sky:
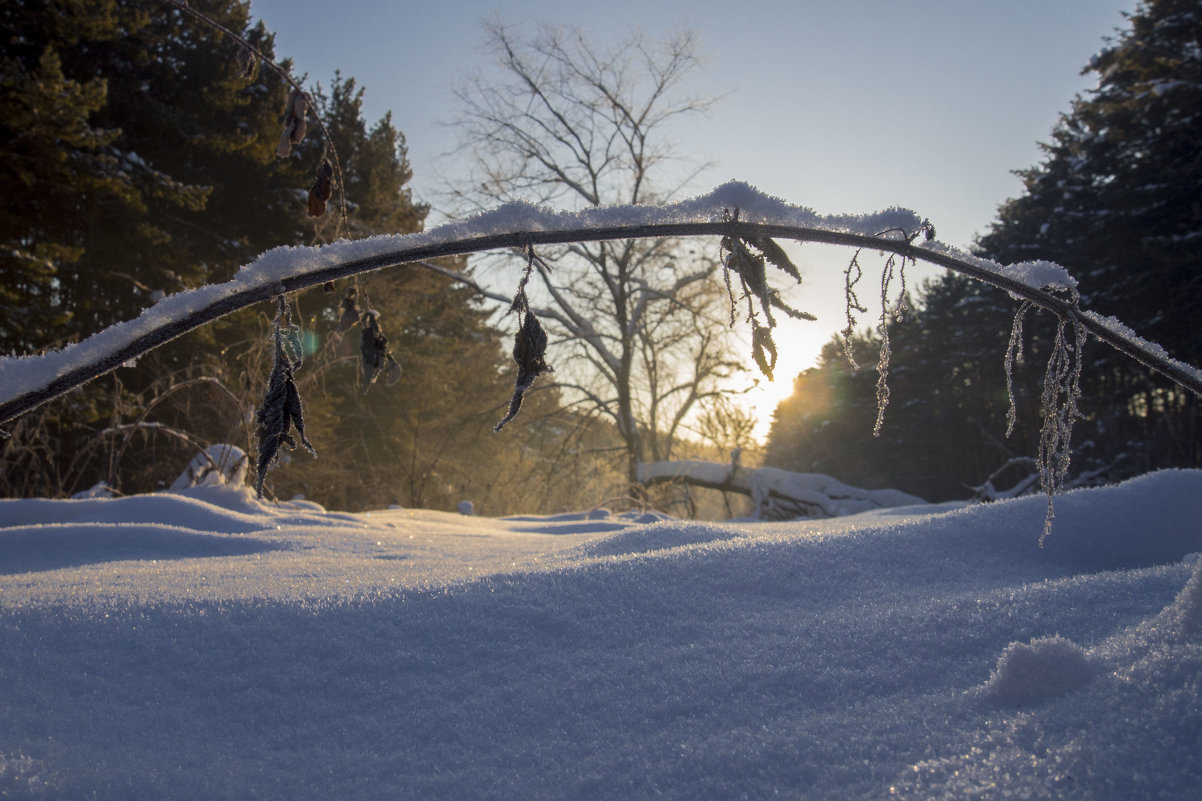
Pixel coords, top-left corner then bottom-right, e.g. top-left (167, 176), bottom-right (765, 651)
top-left (246, 0), bottom-right (1138, 432)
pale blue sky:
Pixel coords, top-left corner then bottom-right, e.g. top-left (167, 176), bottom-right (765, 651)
top-left (248, 0), bottom-right (1136, 428)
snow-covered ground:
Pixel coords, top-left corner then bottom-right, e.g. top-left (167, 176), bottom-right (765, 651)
top-left (1, 471), bottom-right (1199, 799)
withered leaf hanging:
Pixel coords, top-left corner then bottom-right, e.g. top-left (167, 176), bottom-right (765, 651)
top-left (720, 208), bottom-right (816, 378)
top-left (308, 158), bottom-right (334, 217)
top-left (235, 44), bottom-right (258, 79)
top-left (359, 310), bottom-right (401, 392)
top-left (276, 88), bottom-right (308, 158)
top-left (336, 286), bottom-right (361, 334)
top-left (750, 235), bottom-right (802, 283)
top-left (494, 309), bottom-right (553, 432)
top-left (751, 322), bottom-right (778, 382)
top-left (254, 298), bottom-right (316, 498)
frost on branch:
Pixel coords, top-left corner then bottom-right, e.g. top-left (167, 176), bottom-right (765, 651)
top-left (841, 249), bottom-right (869, 369)
top-left (1005, 300), bottom-right (1033, 437)
top-left (494, 246), bottom-right (554, 432)
top-left (1001, 288), bottom-right (1087, 543)
top-left (254, 297), bottom-right (316, 498)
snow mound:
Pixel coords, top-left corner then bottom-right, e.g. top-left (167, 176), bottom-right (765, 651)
top-left (908, 469), bottom-right (1202, 572)
top-left (984, 635), bottom-right (1096, 701)
top-left (1160, 555), bottom-right (1202, 636)
top-left (0, 523), bottom-right (281, 575)
top-left (2, 470), bottom-right (1200, 798)
top-left (578, 521), bottom-right (744, 557)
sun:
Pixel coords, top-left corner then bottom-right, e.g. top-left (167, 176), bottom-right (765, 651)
top-left (741, 334), bottom-right (824, 443)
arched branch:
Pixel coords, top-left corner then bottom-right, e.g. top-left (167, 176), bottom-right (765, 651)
top-left (2, 197), bottom-right (1200, 428)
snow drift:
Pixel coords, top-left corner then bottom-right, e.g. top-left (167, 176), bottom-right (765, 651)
top-left (1, 470), bottom-right (1200, 799)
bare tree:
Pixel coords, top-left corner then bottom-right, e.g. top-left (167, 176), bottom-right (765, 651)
top-left (446, 21), bottom-right (736, 490)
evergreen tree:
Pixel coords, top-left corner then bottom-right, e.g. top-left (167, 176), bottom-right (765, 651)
top-left (0, 2), bottom-right (517, 506)
top-left (0, 0), bottom-right (311, 495)
top-left (768, 0), bottom-right (1201, 502)
top-left (976, 0), bottom-right (1201, 472)
top-left (766, 267), bottom-right (1099, 502)
top-left (1, 0), bottom-right (307, 354)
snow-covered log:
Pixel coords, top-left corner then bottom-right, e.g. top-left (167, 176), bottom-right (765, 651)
top-left (637, 456), bottom-right (926, 520)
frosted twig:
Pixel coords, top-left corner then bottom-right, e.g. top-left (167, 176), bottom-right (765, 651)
top-left (841, 249), bottom-right (867, 369)
top-left (1005, 300), bottom-right (1033, 437)
top-left (1037, 307), bottom-right (1086, 545)
top-left (873, 251), bottom-right (909, 437)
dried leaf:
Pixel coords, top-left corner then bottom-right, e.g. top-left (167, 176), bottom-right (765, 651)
top-left (769, 292), bottom-right (817, 322)
top-left (276, 125), bottom-right (293, 159)
top-left (276, 89), bottom-right (308, 157)
top-left (235, 44), bottom-right (257, 79)
top-left (751, 323), bottom-right (778, 381)
top-left (253, 298), bottom-right (317, 498)
top-left (494, 310), bottom-right (553, 432)
top-left (359, 310), bottom-right (400, 393)
top-left (308, 159), bottom-right (334, 217)
top-left (336, 286), bottom-right (360, 333)
top-left (289, 114), bottom-right (307, 146)
top-left (750, 236), bottom-right (801, 283)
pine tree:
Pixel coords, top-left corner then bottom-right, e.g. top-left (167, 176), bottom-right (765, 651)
top-left (976, 0), bottom-right (1202, 472)
top-left (765, 274), bottom-right (1068, 502)
top-left (1, 1), bottom-right (308, 354)
top-left (0, 0), bottom-right (305, 495)
top-left (771, 0), bottom-right (1202, 502)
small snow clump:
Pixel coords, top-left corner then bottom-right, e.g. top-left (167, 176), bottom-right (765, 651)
top-left (986, 635), bottom-right (1096, 701)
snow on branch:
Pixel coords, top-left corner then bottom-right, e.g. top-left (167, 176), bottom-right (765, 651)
top-left (4, 180), bottom-right (1197, 429)
top-left (637, 457), bottom-right (925, 520)
top-left (1, 181), bottom-right (1200, 515)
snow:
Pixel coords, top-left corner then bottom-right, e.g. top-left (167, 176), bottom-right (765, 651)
top-left (918, 239), bottom-right (1078, 293)
top-left (2, 469), bottom-right (1200, 799)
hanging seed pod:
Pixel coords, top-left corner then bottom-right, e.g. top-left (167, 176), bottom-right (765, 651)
top-left (308, 158), bottom-right (334, 217)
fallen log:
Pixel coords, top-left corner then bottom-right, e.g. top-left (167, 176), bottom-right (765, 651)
top-left (637, 452), bottom-right (926, 520)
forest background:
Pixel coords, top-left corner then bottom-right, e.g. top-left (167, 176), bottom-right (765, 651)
top-left (1, 0), bottom-right (1198, 514)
